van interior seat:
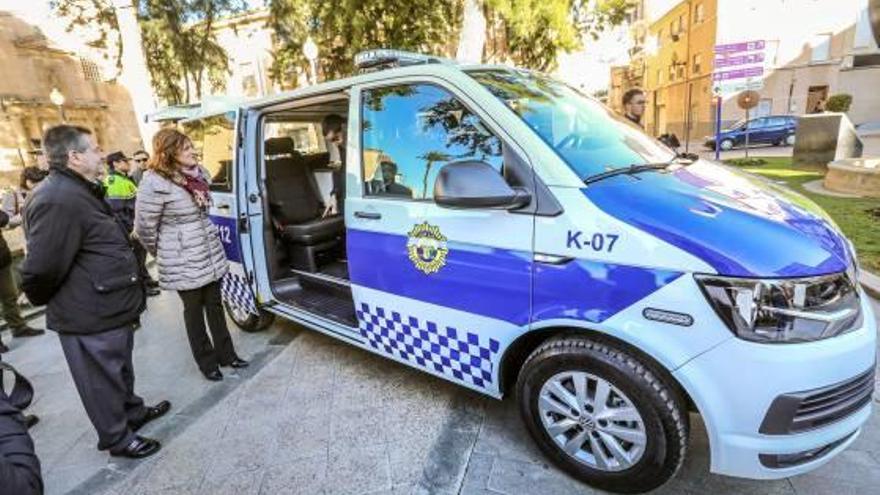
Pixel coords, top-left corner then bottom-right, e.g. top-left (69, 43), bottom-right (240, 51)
top-left (264, 137), bottom-right (344, 271)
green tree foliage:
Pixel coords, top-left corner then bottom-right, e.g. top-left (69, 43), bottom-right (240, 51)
top-left (269, 0), bottom-right (633, 87)
top-left (825, 94), bottom-right (853, 113)
top-left (52, 0), bottom-right (123, 77)
top-left (485, 0), bottom-right (635, 71)
top-left (268, 0), bottom-right (463, 88)
top-left (138, 0), bottom-right (245, 104)
top-left (53, 0), bottom-right (244, 105)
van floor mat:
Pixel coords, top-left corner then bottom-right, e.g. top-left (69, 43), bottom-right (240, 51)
top-left (289, 288), bottom-right (357, 326)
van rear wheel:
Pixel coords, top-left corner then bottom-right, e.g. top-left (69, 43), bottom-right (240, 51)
top-left (224, 302), bottom-right (275, 332)
top-left (516, 336), bottom-right (688, 494)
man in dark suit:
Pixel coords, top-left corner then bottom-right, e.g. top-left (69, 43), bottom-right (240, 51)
top-left (19, 125), bottom-right (170, 459)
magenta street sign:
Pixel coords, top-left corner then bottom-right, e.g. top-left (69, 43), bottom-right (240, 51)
top-left (713, 66), bottom-right (764, 81)
top-left (714, 52), bottom-right (765, 68)
top-left (714, 40), bottom-right (766, 54)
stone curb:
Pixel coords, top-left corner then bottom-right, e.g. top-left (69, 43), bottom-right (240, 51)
top-left (861, 270), bottom-right (880, 300)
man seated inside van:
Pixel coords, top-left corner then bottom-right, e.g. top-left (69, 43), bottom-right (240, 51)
top-left (379, 160), bottom-right (412, 198)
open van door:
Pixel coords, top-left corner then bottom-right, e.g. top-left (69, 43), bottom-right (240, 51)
top-left (190, 109), bottom-right (273, 332)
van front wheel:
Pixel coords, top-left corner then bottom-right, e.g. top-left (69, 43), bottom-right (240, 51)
top-left (224, 302), bottom-right (275, 333)
top-left (516, 337), bottom-right (688, 494)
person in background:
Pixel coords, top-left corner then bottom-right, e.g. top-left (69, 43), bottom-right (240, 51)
top-left (129, 150), bottom-right (149, 184)
top-left (20, 125), bottom-right (169, 459)
top-left (104, 152), bottom-right (160, 298)
top-left (321, 114), bottom-right (346, 216)
top-left (0, 168), bottom-right (47, 353)
top-left (622, 88), bottom-right (646, 127)
top-left (135, 129), bottom-right (248, 382)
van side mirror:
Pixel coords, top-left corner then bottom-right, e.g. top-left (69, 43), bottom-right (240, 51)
top-left (434, 161), bottom-right (531, 210)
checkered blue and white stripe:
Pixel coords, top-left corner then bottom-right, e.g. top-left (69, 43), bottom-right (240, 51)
top-left (356, 303), bottom-right (501, 389)
top-left (221, 272), bottom-right (258, 315)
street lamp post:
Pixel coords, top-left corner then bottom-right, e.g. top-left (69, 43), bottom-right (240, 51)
top-left (303, 36), bottom-right (319, 85)
top-left (49, 87), bottom-right (66, 123)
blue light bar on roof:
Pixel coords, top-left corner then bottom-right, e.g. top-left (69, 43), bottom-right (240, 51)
top-left (354, 49), bottom-right (449, 71)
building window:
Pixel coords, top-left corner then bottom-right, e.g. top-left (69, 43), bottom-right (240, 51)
top-left (678, 15), bottom-right (685, 33)
top-left (656, 69), bottom-right (663, 85)
top-left (693, 53), bottom-right (702, 74)
top-left (668, 65), bottom-right (676, 81)
top-left (810, 33), bottom-right (832, 62)
top-left (670, 21), bottom-right (676, 36)
top-left (676, 64), bottom-right (685, 79)
top-left (657, 29), bottom-right (664, 47)
top-left (80, 58), bottom-right (102, 82)
top-left (694, 3), bottom-right (704, 24)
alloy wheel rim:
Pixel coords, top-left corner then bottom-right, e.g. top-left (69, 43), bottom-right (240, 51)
top-left (537, 371), bottom-right (647, 472)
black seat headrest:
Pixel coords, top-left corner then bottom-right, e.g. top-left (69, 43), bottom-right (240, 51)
top-left (265, 137), bottom-right (295, 156)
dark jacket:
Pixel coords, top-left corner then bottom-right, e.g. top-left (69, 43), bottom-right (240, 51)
top-left (0, 211), bottom-right (11, 269)
top-left (0, 362), bottom-right (42, 495)
top-left (20, 167), bottom-right (146, 335)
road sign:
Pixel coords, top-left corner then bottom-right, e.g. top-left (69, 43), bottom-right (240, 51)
top-left (714, 40), bottom-right (766, 55)
top-left (713, 66), bottom-right (764, 81)
top-left (713, 39), bottom-right (767, 96)
top-left (713, 79), bottom-right (763, 95)
top-left (714, 52), bottom-right (765, 69)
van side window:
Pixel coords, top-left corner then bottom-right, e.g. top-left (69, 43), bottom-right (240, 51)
top-left (183, 112), bottom-right (235, 192)
top-left (361, 83), bottom-right (503, 200)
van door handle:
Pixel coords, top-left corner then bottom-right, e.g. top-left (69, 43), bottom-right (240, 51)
top-left (354, 211), bottom-right (381, 220)
top-left (217, 204), bottom-right (231, 211)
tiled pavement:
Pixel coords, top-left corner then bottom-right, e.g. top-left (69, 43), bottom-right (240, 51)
top-left (4, 293), bottom-right (879, 495)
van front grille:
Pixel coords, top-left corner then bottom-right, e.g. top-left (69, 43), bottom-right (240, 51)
top-left (760, 366), bottom-right (875, 435)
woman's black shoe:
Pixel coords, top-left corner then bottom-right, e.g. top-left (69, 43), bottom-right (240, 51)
top-left (228, 358), bottom-right (249, 369)
top-left (204, 369), bottom-right (223, 381)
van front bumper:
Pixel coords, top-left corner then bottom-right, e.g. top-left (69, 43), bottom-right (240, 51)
top-left (673, 294), bottom-right (877, 479)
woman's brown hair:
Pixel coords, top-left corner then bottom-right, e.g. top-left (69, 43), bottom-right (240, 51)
top-left (148, 128), bottom-right (190, 179)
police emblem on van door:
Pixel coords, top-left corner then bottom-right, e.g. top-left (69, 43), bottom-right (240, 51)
top-left (407, 222), bottom-right (448, 275)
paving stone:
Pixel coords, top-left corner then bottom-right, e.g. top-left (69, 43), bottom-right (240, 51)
top-left (259, 454), bottom-right (328, 495)
top-left (486, 457), bottom-right (602, 495)
top-left (270, 415), bottom-right (331, 465)
top-left (324, 442), bottom-right (391, 494)
top-left (329, 405), bottom-right (389, 447)
top-left (197, 468), bottom-right (265, 495)
top-left (459, 452), bottom-right (495, 492)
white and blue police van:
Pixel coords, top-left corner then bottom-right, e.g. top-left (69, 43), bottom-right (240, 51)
top-left (181, 50), bottom-right (876, 493)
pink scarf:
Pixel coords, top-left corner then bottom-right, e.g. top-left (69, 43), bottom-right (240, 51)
top-left (174, 166), bottom-right (212, 209)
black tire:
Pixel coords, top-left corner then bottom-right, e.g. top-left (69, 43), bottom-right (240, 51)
top-left (224, 302), bottom-right (275, 332)
top-left (516, 336), bottom-right (688, 494)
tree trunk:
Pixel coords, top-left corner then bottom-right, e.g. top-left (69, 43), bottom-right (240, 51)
top-left (111, 0), bottom-right (159, 151)
top-left (456, 0), bottom-right (486, 64)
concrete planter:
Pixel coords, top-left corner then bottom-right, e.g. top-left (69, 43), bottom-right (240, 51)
top-left (824, 158), bottom-right (880, 198)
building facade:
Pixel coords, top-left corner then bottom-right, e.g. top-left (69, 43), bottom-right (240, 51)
top-left (619, 0), bottom-right (880, 142)
top-left (0, 11), bottom-right (142, 188)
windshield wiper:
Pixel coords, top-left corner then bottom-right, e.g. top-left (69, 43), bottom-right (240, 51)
top-left (583, 161), bottom-right (674, 185)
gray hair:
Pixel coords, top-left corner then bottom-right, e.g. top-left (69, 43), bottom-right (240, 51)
top-left (43, 125), bottom-right (92, 169)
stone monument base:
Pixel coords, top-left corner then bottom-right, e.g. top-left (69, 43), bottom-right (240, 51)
top-left (824, 158), bottom-right (880, 198)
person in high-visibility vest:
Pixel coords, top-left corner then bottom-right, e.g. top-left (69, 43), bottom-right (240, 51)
top-left (104, 152), bottom-right (160, 298)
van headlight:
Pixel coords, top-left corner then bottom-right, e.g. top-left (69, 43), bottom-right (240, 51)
top-left (695, 272), bottom-right (862, 343)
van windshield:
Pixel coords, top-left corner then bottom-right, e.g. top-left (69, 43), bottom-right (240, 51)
top-left (468, 69), bottom-right (675, 180)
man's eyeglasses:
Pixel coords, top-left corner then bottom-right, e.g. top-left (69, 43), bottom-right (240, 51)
top-left (133, 158), bottom-right (147, 163)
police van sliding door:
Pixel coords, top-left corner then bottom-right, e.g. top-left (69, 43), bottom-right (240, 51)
top-left (346, 80), bottom-right (533, 395)
top-left (189, 111), bottom-right (255, 319)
